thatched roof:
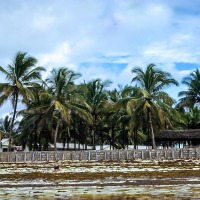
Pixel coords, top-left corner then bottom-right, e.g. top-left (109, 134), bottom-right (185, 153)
top-left (155, 129), bottom-right (200, 141)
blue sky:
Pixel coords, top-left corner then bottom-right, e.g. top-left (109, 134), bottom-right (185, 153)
top-left (1, 0), bottom-right (200, 117)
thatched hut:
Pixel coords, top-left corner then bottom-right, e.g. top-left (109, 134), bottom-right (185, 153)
top-left (155, 129), bottom-right (200, 147)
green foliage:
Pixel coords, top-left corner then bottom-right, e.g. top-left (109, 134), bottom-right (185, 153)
top-left (1, 53), bottom-right (200, 150)
top-left (178, 69), bottom-right (200, 108)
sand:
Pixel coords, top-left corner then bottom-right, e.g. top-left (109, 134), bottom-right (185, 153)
top-left (1, 159), bottom-right (200, 199)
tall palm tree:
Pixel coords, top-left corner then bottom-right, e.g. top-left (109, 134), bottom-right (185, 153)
top-left (44, 67), bottom-right (92, 150)
top-left (82, 79), bottom-right (111, 149)
top-left (115, 86), bottom-right (148, 149)
top-left (178, 69), bottom-right (200, 108)
top-left (18, 93), bottom-right (53, 151)
top-left (0, 52), bottom-right (45, 151)
top-left (107, 85), bottom-right (132, 149)
top-left (130, 64), bottom-right (178, 149)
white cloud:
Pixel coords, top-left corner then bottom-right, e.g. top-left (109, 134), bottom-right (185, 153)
top-left (143, 34), bottom-right (198, 63)
top-left (178, 69), bottom-right (193, 77)
top-left (38, 42), bottom-right (71, 66)
top-left (1, 0), bottom-right (200, 116)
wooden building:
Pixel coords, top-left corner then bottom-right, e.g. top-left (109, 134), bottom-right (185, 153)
top-left (155, 129), bottom-right (200, 147)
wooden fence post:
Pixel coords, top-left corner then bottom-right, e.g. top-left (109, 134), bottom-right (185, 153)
top-left (24, 153), bottom-right (27, 162)
top-left (149, 150), bottom-right (151, 159)
top-left (188, 149), bottom-right (191, 159)
top-left (180, 149), bottom-right (183, 159)
top-left (133, 150), bottom-right (135, 159)
top-left (195, 148), bottom-right (199, 159)
top-left (62, 153), bottom-right (64, 161)
top-left (39, 152), bottom-right (42, 161)
top-left (141, 150), bottom-right (144, 159)
top-left (156, 150), bottom-right (158, 160)
top-left (32, 152), bottom-right (35, 162)
top-left (15, 154), bottom-right (18, 162)
top-left (164, 150), bottom-right (167, 159)
top-left (172, 149), bottom-right (174, 160)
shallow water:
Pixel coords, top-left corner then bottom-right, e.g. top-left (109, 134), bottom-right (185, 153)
top-left (1, 184), bottom-right (200, 199)
top-left (1, 160), bottom-right (200, 199)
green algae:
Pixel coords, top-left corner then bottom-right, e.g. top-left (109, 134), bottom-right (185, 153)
top-left (1, 168), bottom-right (200, 182)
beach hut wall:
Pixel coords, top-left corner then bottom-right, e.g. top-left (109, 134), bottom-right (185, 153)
top-left (155, 129), bottom-right (200, 141)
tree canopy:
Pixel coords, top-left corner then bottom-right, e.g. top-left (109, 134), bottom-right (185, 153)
top-left (0, 52), bottom-right (199, 151)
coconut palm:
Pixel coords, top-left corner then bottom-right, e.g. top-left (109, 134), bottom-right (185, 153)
top-left (115, 86), bottom-right (148, 149)
top-left (106, 85), bottom-right (132, 149)
top-left (130, 64), bottom-right (179, 149)
top-left (0, 115), bottom-right (12, 136)
top-left (178, 69), bottom-right (200, 108)
top-left (19, 67), bottom-right (92, 151)
top-left (0, 52), bottom-right (45, 151)
top-left (82, 79), bottom-right (112, 149)
top-left (18, 93), bottom-right (53, 151)
top-left (176, 106), bottom-right (200, 130)
top-left (44, 67), bottom-right (92, 150)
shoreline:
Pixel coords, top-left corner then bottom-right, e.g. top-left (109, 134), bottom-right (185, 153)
top-left (1, 159), bottom-right (200, 199)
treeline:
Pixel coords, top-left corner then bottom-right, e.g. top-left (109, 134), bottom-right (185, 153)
top-left (0, 52), bottom-right (200, 151)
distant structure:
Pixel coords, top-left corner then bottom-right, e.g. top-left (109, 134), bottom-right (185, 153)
top-left (155, 129), bottom-right (200, 147)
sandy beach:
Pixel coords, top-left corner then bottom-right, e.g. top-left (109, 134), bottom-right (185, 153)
top-left (1, 159), bottom-right (200, 199)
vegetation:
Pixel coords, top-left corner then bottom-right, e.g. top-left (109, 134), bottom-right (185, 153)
top-left (0, 52), bottom-right (200, 151)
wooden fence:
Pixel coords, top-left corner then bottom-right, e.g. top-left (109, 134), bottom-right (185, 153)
top-left (0, 148), bottom-right (200, 163)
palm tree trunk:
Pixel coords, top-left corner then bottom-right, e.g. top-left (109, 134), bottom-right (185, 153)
top-left (85, 128), bottom-right (88, 150)
top-left (100, 126), bottom-right (103, 150)
top-left (74, 123), bottom-right (76, 150)
top-left (122, 126), bottom-right (125, 149)
top-left (148, 109), bottom-right (156, 149)
top-left (134, 130), bottom-right (136, 149)
top-left (34, 133), bottom-right (38, 150)
top-left (45, 132), bottom-right (48, 151)
top-left (0, 132), bottom-right (2, 151)
top-left (67, 134), bottom-right (70, 150)
top-left (8, 93), bottom-right (18, 152)
top-left (38, 133), bottom-right (42, 151)
top-left (54, 120), bottom-right (60, 151)
top-left (112, 125), bottom-right (114, 150)
top-left (93, 114), bottom-right (97, 150)
top-left (78, 142), bottom-right (80, 150)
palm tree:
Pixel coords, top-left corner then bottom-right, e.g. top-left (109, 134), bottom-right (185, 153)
top-left (44, 67), bottom-right (92, 150)
top-left (107, 85), bottom-right (132, 149)
top-left (131, 64), bottom-right (179, 149)
top-left (178, 69), bottom-right (200, 108)
top-left (177, 106), bottom-right (200, 129)
top-left (0, 52), bottom-right (45, 151)
top-left (82, 79), bottom-right (111, 149)
top-left (18, 95), bottom-right (53, 151)
top-left (0, 115), bottom-right (12, 136)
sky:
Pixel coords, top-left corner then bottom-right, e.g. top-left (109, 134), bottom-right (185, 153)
top-left (1, 0), bottom-right (200, 118)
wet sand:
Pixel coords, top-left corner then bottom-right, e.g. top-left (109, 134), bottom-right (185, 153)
top-left (1, 159), bottom-right (200, 199)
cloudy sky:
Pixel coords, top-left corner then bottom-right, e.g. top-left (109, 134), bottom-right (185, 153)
top-left (1, 0), bottom-right (200, 117)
